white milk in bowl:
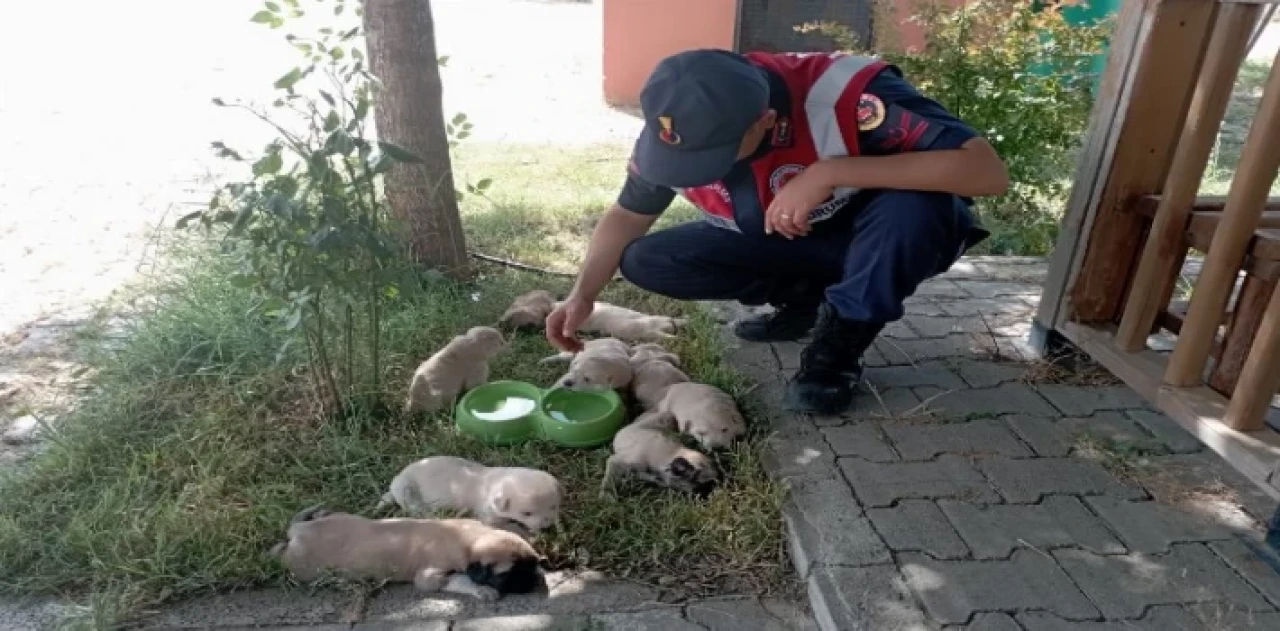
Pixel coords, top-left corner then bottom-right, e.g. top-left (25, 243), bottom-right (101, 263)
top-left (472, 396), bottom-right (536, 421)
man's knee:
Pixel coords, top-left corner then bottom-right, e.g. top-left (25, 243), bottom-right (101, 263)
top-left (866, 191), bottom-right (960, 244)
top-left (618, 237), bottom-right (666, 291)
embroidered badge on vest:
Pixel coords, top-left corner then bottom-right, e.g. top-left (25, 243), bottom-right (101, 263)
top-left (856, 94), bottom-right (886, 131)
top-left (657, 116), bottom-right (681, 145)
top-left (771, 117), bottom-right (793, 147)
top-left (769, 164), bottom-right (804, 193)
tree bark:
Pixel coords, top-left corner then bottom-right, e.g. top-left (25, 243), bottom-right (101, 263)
top-left (363, 0), bottom-right (469, 276)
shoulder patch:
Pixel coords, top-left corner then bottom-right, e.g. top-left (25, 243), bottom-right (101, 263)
top-left (856, 94), bottom-right (886, 131)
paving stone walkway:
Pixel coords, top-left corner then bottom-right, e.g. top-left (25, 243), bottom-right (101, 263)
top-left (722, 256), bottom-right (1280, 630)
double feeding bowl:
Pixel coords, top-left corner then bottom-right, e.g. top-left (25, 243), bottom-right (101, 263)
top-left (454, 380), bottom-right (625, 448)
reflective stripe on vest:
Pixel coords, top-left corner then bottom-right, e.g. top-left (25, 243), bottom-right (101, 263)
top-left (674, 52), bottom-right (887, 232)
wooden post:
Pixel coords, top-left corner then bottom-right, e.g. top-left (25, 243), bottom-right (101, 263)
top-left (1209, 273), bottom-right (1278, 396)
top-left (1225, 283), bottom-right (1280, 431)
top-left (1115, 2), bottom-right (1260, 351)
top-left (1064, 0), bottom-right (1218, 324)
top-left (1166, 48), bottom-right (1280, 386)
top-left (1034, 0), bottom-right (1203, 335)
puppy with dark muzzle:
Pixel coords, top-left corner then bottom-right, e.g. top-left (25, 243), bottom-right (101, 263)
top-left (601, 410), bottom-right (719, 497)
top-left (271, 506), bottom-right (546, 601)
top-left (497, 290), bottom-right (556, 332)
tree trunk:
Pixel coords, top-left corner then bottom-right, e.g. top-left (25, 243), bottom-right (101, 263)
top-left (363, 0), bottom-right (469, 276)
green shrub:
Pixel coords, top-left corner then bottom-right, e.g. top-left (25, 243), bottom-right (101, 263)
top-left (801, 1), bottom-right (1112, 255)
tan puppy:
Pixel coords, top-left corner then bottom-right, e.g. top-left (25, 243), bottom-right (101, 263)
top-left (497, 290), bottom-right (556, 331)
top-left (378, 456), bottom-right (563, 534)
top-left (541, 337), bottom-right (633, 392)
top-left (628, 343), bottom-right (691, 410)
top-left (557, 301), bottom-right (687, 343)
top-left (272, 507), bottom-right (545, 600)
top-left (657, 382), bottom-right (747, 450)
top-left (405, 326), bottom-right (507, 414)
top-left (601, 410), bottom-right (719, 497)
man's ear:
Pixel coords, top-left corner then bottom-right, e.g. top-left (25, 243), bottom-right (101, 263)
top-left (760, 108), bottom-right (778, 129)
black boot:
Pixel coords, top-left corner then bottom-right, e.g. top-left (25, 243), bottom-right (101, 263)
top-left (733, 283), bottom-right (823, 342)
top-left (783, 302), bottom-right (885, 414)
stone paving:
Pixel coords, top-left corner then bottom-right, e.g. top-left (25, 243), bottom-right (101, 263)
top-left (723, 256), bottom-right (1280, 630)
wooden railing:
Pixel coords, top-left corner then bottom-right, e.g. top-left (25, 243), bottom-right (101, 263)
top-left (1036, 0), bottom-right (1280, 498)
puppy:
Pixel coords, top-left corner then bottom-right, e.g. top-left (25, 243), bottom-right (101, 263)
top-left (656, 382), bottom-right (746, 450)
top-left (628, 343), bottom-right (691, 410)
top-left (541, 337), bottom-right (633, 392)
top-left (497, 290), bottom-right (556, 331)
top-left (378, 456), bottom-right (563, 534)
top-left (558, 301), bottom-right (687, 343)
top-left (405, 326), bottom-right (507, 414)
top-left (272, 506), bottom-right (544, 601)
top-left (601, 410), bottom-right (719, 496)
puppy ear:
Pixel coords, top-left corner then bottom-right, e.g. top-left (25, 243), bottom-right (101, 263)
top-left (492, 489), bottom-right (510, 513)
top-left (670, 457), bottom-right (695, 478)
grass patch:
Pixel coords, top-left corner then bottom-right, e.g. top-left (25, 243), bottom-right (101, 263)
top-left (453, 142), bottom-right (698, 272)
top-left (0, 143), bottom-right (787, 625)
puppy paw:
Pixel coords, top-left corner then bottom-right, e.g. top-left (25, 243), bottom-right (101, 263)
top-left (475, 585), bottom-right (500, 601)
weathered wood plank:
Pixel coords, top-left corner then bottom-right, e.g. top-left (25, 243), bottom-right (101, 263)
top-left (1168, 48), bottom-right (1280, 386)
top-left (1068, 0), bottom-right (1219, 324)
top-left (1116, 2), bottom-right (1261, 350)
top-left (1035, 0), bottom-right (1155, 336)
top-left (1209, 274), bottom-right (1277, 397)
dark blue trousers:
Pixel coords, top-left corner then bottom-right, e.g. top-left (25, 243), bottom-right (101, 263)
top-left (619, 190), bottom-right (984, 323)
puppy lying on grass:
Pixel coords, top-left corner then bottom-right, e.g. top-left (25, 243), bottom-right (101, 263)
top-left (497, 290), bottom-right (555, 331)
top-left (541, 337), bottom-right (633, 392)
top-left (272, 506), bottom-right (545, 601)
top-left (496, 290), bottom-right (686, 343)
top-left (569, 301), bottom-right (687, 343)
top-left (377, 456), bottom-right (563, 536)
top-left (657, 382), bottom-right (747, 450)
top-left (602, 410), bottom-right (719, 497)
top-left (405, 326), bottom-right (507, 414)
top-left (628, 343), bottom-right (690, 410)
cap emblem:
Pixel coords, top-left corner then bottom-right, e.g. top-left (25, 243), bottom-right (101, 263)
top-left (657, 115), bottom-right (682, 145)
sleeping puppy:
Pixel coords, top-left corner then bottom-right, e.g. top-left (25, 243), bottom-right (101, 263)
top-left (628, 343), bottom-right (691, 410)
top-left (541, 337), bottom-right (633, 392)
top-left (656, 382), bottom-right (747, 450)
top-left (601, 410), bottom-right (719, 497)
top-left (377, 456), bottom-right (562, 535)
top-left (497, 290), bottom-right (556, 331)
top-left (272, 506), bottom-right (545, 600)
top-left (557, 301), bottom-right (687, 343)
top-left (405, 326), bottom-right (507, 414)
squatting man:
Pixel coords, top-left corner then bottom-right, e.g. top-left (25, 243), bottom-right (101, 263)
top-left (546, 49), bottom-right (1009, 414)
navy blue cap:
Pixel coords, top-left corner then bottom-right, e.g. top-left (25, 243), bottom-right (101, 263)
top-left (632, 49), bottom-right (770, 189)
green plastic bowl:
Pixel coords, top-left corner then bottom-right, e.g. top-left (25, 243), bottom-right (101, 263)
top-left (455, 381), bottom-right (542, 445)
top-left (536, 387), bottom-right (626, 448)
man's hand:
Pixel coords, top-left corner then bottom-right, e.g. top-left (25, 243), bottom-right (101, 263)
top-left (764, 165), bottom-right (835, 239)
top-left (546, 296), bottom-right (594, 353)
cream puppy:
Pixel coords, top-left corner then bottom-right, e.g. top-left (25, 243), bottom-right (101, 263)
top-left (378, 456), bottom-right (562, 534)
top-left (405, 326), bottom-right (507, 414)
top-left (556, 301), bottom-right (687, 343)
top-left (498, 290), bottom-right (556, 331)
top-left (657, 382), bottom-right (747, 450)
top-left (541, 337), bottom-right (633, 392)
top-left (628, 343), bottom-right (691, 410)
top-left (272, 507), bottom-right (545, 600)
top-left (601, 410), bottom-right (719, 497)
